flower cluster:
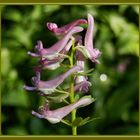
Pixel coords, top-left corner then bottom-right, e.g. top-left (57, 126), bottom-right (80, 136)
top-left (24, 14), bottom-right (101, 124)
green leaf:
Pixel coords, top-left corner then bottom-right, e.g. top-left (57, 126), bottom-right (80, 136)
top-left (6, 25), bottom-right (31, 47)
top-left (76, 68), bottom-right (95, 76)
top-left (61, 119), bottom-right (72, 126)
top-left (109, 13), bottom-right (126, 36)
top-left (72, 116), bottom-right (100, 127)
top-left (76, 73), bottom-right (94, 76)
top-left (81, 95), bottom-right (96, 103)
top-left (75, 94), bottom-right (80, 101)
top-left (78, 117), bottom-right (101, 127)
top-left (1, 48), bottom-right (10, 76)
top-left (3, 8), bottom-right (22, 22)
top-left (84, 68), bottom-right (95, 74)
top-left (46, 90), bottom-right (69, 103)
top-left (72, 117), bottom-right (83, 127)
top-left (2, 82), bottom-right (29, 108)
top-left (118, 41), bottom-right (139, 56)
top-left (7, 126), bottom-right (28, 135)
top-left (44, 5), bottom-right (60, 13)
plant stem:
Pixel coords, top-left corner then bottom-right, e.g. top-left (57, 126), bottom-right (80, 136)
top-left (69, 39), bottom-right (77, 136)
top-left (70, 73), bottom-right (77, 135)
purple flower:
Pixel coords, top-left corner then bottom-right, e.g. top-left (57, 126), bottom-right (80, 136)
top-left (35, 36), bottom-right (83, 70)
top-left (36, 39), bottom-right (73, 70)
top-left (32, 95), bottom-right (94, 123)
top-left (75, 14), bottom-right (101, 63)
top-left (24, 65), bottom-right (82, 95)
top-left (28, 26), bottom-right (83, 59)
top-left (74, 81), bottom-right (91, 93)
top-left (84, 14), bottom-right (101, 63)
top-left (47, 19), bottom-right (87, 36)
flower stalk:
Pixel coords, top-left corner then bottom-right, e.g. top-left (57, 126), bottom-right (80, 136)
top-left (70, 39), bottom-right (77, 135)
top-left (24, 13), bottom-right (101, 136)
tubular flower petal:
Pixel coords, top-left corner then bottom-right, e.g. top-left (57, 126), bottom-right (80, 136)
top-left (84, 14), bottom-right (101, 63)
top-left (24, 65), bottom-right (82, 95)
top-left (47, 19), bottom-right (87, 36)
top-left (28, 26), bottom-right (83, 59)
top-left (32, 96), bottom-right (94, 123)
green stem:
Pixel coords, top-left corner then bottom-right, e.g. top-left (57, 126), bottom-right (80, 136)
top-left (69, 39), bottom-right (77, 136)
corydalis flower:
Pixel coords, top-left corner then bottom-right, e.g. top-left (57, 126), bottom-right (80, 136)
top-left (47, 19), bottom-right (87, 36)
top-left (32, 95), bottom-right (94, 124)
top-left (37, 36), bottom-right (82, 70)
top-left (36, 39), bottom-right (73, 70)
top-left (28, 26), bottom-right (83, 59)
top-left (24, 65), bottom-right (82, 95)
top-left (84, 14), bottom-right (101, 63)
top-left (76, 14), bottom-right (101, 63)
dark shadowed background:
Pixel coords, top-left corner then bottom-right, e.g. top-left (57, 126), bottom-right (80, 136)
top-left (1, 5), bottom-right (139, 135)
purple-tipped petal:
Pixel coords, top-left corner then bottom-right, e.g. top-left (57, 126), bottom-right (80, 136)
top-left (23, 85), bottom-right (37, 91)
top-left (27, 51), bottom-right (40, 57)
top-left (35, 41), bottom-right (43, 52)
top-left (84, 14), bottom-right (101, 63)
top-left (32, 111), bottom-right (44, 119)
top-left (31, 71), bottom-right (40, 86)
top-left (74, 81), bottom-right (91, 93)
top-left (47, 22), bottom-right (58, 31)
top-left (32, 96), bottom-right (93, 123)
top-left (47, 19), bottom-right (87, 36)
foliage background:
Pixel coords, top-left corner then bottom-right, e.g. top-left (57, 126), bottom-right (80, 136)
top-left (1, 5), bottom-right (139, 135)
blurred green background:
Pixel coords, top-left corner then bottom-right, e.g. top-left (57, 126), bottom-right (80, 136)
top-left (1, 5), bottom-right (139, 135)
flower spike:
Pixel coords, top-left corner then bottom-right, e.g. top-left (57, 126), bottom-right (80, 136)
top-left (24, 14), bottom-right (99, 132)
